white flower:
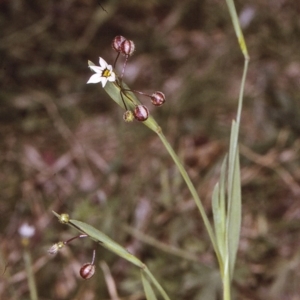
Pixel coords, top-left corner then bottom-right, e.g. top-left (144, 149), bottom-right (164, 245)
top-left (87, 57), bottom-right (116, 87)
top-left (18, 223), bottom-right (35, 238)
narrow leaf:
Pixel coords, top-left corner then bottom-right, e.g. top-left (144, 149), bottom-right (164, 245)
top-left (225, 0), bottom-right (249, 58)
top-left (212, 155), bottom-right (228, 266)
top-left (219, 155), bottom-right (227, 238)
top-left (141, 271), bottom-right (158, 300)
top-left (212, 183), bottom-right (222, 254)
top-left (228, 120), bottom-right (238, 199)
top-left (227, 150), bottom-right (241, 280)
top-left (70, 219), bottom-right (144, 268)
top-left (52, 212), bottom-right (144, 268)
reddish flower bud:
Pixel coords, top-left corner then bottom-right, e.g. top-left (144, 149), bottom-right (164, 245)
top-left (80, 263), bottom-right (95, 280)
top-left (151, 91), bottom-right (165, 106)
top-left (120, 40), bottom-right (135, 57)
top-left (112, 36), bottom-right (126, 53)
top-left (134, 105), bottom-right (149, 121)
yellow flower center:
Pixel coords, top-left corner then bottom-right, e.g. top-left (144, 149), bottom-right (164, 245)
top-left (102, 68), bottom-right (111, 78)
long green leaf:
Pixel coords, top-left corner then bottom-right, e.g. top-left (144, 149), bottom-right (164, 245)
top-left (227, 149), bottom-right (241, 280)
top-left (212, 155), bottom-right (228, 269)
top-left (141, 271), bottom-right (158, 300)
top-left (225, 0), bottom-right (249, 59)
top-left (53, 211), bottom-right (143, 268)
top-left (219, 155), bottom-right (227, 242)
top-left (225, 120), bottom-right (242, 280)
top-left (212, 183), bottom-right (221, 250)
top-left (52, 212), bottom-right (171, 300)
top-left (228, 121), bottom-right (239, 199)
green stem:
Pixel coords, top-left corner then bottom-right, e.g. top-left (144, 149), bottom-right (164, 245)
top-left (23, 249), bottom-right (38, 300)
top-left (237, 59), bottom-right (249, 127)
top-left (222, 0), bottom-right (250, 298)
top-left (156, 130), bottom-right (222, 269)
top-left (223, 261), bottom-right (231, 300)
top-left (143, 266), bottom-right (171, 300)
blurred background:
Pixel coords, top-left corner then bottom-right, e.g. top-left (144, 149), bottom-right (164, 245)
top-left (1, 0), bottom-right (300, 299)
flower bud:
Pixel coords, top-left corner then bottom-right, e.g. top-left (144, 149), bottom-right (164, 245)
top-left (151, 91), bottom-right (165, 106)
top-left (120, 40), bottom-right (135, 57)
top-left (59, 214), bottom-right (70, 224)
top-left (80, 263), bottom-right (95, 280)
top-left (112, 35), bottom-right (126, 53)
top-left (123, 110), bottom-right (134, 122)
top-left (134, 105), bottom-right (149, 121)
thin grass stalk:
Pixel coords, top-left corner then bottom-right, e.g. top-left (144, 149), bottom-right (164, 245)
top-left (156, 130), bottom-right (223, 269)
top-left (143, 267), bottom-right (171, 300)
top-left (23, 249), bottom-right (38, 300)
top-left (222, 0), bottom-right (250, 299)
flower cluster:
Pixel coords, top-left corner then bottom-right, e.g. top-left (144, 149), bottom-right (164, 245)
top-left (48, 234), bottom-right (96, 280)
top-left (87, 35), bottom-right (166, 122)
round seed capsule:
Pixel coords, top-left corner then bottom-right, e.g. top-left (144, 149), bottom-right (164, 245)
top-left (134, 105), bottom-right (149, 121)
top-left (151, 91), bottom-right (165, 106)
top-left (112, 36), bottom-right (126, 53)
top-left (80, 263), bottom-right (95, 280)
top-left (120, 39), bottom-right (135, 57)
top-left (123, 110), bottom-right (134, 122)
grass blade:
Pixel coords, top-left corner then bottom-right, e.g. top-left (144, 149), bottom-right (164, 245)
top-left (141, 271), bottom-right (158, 300)
top-left (227, 148), bottom-right (241, 280)
top-left (212, 155), bottom-right (228, 268)
top-left (225, 0), bottom-right (249, 59)
top-left (52, 212), bottom-right (171, 300)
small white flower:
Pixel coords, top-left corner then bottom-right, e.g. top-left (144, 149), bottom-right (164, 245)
top-left (87, 57), bottom-right (116, 87)
top-left (18, 223), bottom-right (35, 238)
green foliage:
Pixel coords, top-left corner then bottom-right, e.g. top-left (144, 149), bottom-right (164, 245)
top-left (53, 211), bottom-right (171, 300)
top-left (141, 271), bottom-right (158, 300)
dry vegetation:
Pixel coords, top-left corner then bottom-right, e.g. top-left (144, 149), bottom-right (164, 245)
top-left (1, 0), bottom-right (300, 299)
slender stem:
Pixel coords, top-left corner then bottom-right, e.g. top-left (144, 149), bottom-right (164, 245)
top-left (122, 88), bottom-right (152, 98)
top-left (64, 234), bottom-right (87, 245)
top-left (91, 249), bottom-right (96, 265)
top-left (222, 2), bottom-right (250, 299)
top-left (143, 266), bottom-right (171, 300)
top-left (223, 259), bottom-right (231, 300)
top-left (23, 249), bottom-right (38, 300)
top-left (236, 58), bottom-right (249, 127)
top-left (156, 130), bottom-right (223, 269)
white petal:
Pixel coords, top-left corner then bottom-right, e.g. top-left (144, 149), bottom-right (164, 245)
top-left (99, 57), bottom-right (108, 69)
top-left (89, 65), bottom-right (103, 73)
top-left (87, 74), bottom-right (102, 84)
top-left (108, 72), bottom-right (116, 82)
top-left (100, 77), bottom-right (108, 87)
